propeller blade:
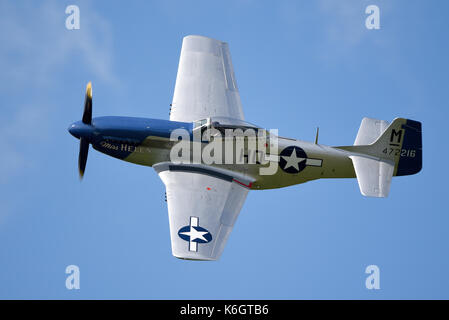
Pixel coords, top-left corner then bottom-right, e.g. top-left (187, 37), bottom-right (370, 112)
top-left (82, 82), bottom-right (92, 125)
top-left (78, 137), bottom-right (89, 179)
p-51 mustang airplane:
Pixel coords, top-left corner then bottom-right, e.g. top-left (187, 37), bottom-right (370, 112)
top-left (68, 35), bottom-right (422, 261)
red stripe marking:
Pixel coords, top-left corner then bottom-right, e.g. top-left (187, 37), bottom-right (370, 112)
top-left (232, 179), bottom-right (253, 189)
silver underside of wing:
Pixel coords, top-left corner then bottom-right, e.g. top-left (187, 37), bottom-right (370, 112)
top-left (170, 35), bottom-right (245, 122)
top-left (154, 163), bottom-right (253, 260)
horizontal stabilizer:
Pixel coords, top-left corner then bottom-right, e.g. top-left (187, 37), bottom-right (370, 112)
top-left (350, 156), bottom-right (394, 197)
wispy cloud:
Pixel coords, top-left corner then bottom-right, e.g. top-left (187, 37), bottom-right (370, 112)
top-left (0, 0), bottom-right (118, 183)
top-left (0, 1), bottom-right (118, 90)
top-left (316, 0), bottom-right (379, 61)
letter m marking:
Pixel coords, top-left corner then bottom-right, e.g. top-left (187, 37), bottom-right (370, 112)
top-left (390, 129), bottom-right (403, 144)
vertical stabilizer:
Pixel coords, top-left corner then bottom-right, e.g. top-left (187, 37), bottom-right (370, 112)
top-left (337, 117), bottom-right (422, 197)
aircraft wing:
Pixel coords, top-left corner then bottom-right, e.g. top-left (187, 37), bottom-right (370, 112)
top-left (153, 162), bottom-right (253, 260)
top-left (170, 35), bottom-right (245, 122)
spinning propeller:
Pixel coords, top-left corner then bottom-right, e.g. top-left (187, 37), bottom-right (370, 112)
top-left (68, 82), bottom-right (93, 179)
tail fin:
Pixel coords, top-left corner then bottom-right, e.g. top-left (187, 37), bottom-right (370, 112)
top-left (338, 117), bottom-right (422, 197)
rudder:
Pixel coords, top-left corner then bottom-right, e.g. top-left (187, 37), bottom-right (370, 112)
top-left (373, 118), bottom-right (422, 176)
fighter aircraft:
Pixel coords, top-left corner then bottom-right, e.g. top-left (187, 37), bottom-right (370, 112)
top-left (68, 35), bottom-right (422, 261)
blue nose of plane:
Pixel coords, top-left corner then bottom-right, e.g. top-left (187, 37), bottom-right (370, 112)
top-left (68, 121), bottom-right (94, 139)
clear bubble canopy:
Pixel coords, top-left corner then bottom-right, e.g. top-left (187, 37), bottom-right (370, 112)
top-left (194, 116), bottom-right (260, 130)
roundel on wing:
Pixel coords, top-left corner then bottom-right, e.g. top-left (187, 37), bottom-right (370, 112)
top-left (178, 225), bottom-right (212, 244)
top-left (279, 146), bottom-right (308, 174)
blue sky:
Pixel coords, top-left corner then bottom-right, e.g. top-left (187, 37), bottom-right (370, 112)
top-left (0, 0), bottom-right (448, 299)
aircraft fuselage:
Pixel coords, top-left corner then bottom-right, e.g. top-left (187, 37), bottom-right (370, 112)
top-left (69, 116), bottom-right (356, 190)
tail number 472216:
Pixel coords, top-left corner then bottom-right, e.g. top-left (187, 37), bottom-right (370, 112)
top-left (382, 148), bottom-right (416, 158)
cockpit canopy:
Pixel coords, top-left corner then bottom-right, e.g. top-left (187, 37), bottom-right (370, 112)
top-left (193, 117), bottom-right (265, 141)
top-left (193, 117), bottom-right (260, 131)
